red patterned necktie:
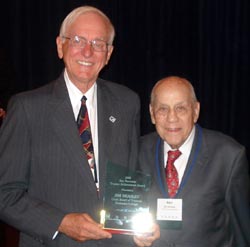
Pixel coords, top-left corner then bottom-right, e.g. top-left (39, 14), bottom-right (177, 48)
top-left (77, 96), bottom-right (97, 183)
top-left (166, 150), bottom-right (182, 198)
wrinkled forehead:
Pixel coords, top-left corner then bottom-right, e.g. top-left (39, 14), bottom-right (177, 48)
top-left (153, 82), bottom-right (193, 105)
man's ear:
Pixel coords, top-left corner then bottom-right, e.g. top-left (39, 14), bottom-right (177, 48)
top-left (193, 102), bottom-right (200, 123)
top-left (105, 45), bottom-right (114, 65)
top-left (149, 104), bottom-right (156, 125)
top-left (56, 36), bottom-right (64, 59)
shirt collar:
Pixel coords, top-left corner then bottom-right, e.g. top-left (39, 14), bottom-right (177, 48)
top-left (65, 69), bottom-right (96, 101)
top-left (164, 126), bottom-right (196, 154)
top-left (64, 69), bottom-right (96, 117)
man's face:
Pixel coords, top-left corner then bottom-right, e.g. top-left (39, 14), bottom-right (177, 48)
top-left (56, 12), bottom-right (113, 89)
top-left (150, 79), bottom-right (200, 149)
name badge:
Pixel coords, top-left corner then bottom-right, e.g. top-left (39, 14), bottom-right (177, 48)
top-left (157, 198), bottom-right (182, 221)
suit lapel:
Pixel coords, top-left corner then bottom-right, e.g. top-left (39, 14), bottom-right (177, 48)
top-left (179, 126), bottom-right (209, 197)
top-left (96, 79), bottom-right (121, 196)
top-left (158, 138), bottom-right (168, 192)
top-left (48, 77), bottom-right (97, 193)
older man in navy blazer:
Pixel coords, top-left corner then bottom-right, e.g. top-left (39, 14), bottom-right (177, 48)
top-left (139, 76), bottom-right (250, 247)
top-left (0, 6), bottom-right (161, 247)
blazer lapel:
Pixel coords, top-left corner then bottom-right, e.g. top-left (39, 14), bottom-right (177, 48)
top-left (96, 80), bottom-right (121, 197)
top-left (179, 125), bottom-right (209, 197)
top-left (48, 77), bottom-right (97, 193)
top-left (158, 138), bottom-right (168, 193)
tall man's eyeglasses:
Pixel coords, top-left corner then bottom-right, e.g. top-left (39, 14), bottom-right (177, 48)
top-left (62, 35), bottom-right (110, 52)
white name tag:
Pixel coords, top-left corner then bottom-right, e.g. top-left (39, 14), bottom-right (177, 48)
top-left (157, 198), bottom-right (182, 221)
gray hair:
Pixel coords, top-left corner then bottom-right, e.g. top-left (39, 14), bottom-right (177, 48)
top-left (59, 6), bottom-right (115, 44)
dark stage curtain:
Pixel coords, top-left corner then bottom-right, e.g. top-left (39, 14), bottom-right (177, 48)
top-left (0, 1), bottom-right (249, 245)
top-left (1, 0), bottom-right (249, 139)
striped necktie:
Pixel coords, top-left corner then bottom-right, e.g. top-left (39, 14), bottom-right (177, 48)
top-left (77, 96), bottom-right (97, 183)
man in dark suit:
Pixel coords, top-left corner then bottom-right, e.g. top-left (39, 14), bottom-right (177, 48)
top-left (0, 6), bottom-right (159, 247)
top-left (139, 76), bottom-right (250, 246)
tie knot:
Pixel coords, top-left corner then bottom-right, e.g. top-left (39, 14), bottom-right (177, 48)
top-left (168, 150), bottom-right (181, 162)
top-left (81, 95), bottom-right (87, 103)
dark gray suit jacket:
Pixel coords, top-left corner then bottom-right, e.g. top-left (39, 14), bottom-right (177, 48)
top-left (0, 74), bottom-right (140, 247)
top-left (139, 125), bottom-right (250, 247)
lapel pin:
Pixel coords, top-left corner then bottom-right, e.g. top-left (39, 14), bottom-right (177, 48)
top-left (109, 116), bottom-right (116, 123)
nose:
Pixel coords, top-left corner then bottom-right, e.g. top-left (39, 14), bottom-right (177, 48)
top-left (81, 43), bottom-right (94, 57)
top-left (166, 109), bottom-right (178, 122)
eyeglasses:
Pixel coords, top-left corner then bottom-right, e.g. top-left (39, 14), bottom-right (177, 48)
top-left (154, 103), bottom-right (192, 118)
top-left (62, 35), bottom-right (110, 52)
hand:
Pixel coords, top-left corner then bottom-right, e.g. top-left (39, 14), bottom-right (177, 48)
top-left (58, 213), bottom-right (112, 242)
top-left (133, 223), bottom-right (160, 247)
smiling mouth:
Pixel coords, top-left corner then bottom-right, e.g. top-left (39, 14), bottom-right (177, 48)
top-left (78, 60), bottom-right (93, 66)
top-left (167, 128), bottom-right (180, 133)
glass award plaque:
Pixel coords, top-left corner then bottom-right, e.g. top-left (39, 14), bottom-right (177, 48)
top-left (100, 161), bottom-right (152, 235)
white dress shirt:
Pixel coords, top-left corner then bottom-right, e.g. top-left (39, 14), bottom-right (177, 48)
top-left (64, 70), bottom-right (99, 188)
top-left (164, 126), bottom-right (195, 183)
